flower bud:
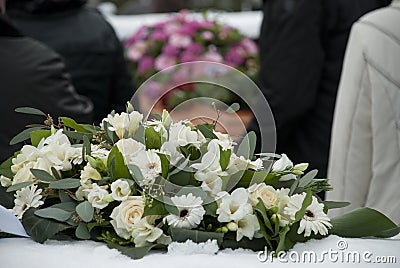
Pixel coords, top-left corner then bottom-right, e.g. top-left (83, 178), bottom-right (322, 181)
top-left (227, 222), bottom-right (238, 231)
top-left (294, 163), bottom-right (309, 172)
top-left (221, 227), bottom-right (229, 233)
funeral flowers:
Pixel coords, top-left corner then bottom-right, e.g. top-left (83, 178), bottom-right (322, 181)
top-left (0, 106), bottom-right (398, 260)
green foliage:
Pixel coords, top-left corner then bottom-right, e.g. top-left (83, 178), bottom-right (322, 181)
top-left (60, 117), bottom-right (92, 133)
top-left (10, 127), bottom-right (43, 145)
top-left (170, 228), bottom-right (224, 246)
top-left (6, 181), bottom-right (34, 192)
top-left (107, 146), bottom-right (131, 180)
top-left (144, 127), bottom-right (162, 149)
top-left (30, 129), bottom-right (51, 147)
top-left (15, 107), bottom-right (46, 116)
top-left (49, 178), bottom-right (81, 189)
top-left (30, 169), bottom-right (54, 182)
top-left (76, 201), bottom-right (94, 222)
top-left (236, 131), bottom-right (256, 159)
top-left (219, 147), bottom-right (231, 171)
top-left (22, 208), bottom-right (71, 243)
top-left (34, 207), bottom-right (73, 222)
top-left (196, 124), bottom-right (217, 139)
top-left (76, 222), bottom-right (91, 239)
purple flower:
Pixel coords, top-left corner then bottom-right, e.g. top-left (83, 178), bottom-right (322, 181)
top-left (169, 33), bottom-right (192, 48)
top-left (144, 81), bottom-right (163, 100)
top-left (202, 51), bottom-right (223, 63)
top-left (179, 21), bottom-right (201, 36)
top-left (125, 26), bottom-right (148, 46)
top-left (162, 44), bottom-right (180, 57)
top-left (201, 31), bottom-right (214, 41)
top-left (240, 38), bottom-right (258, 55)
top-left (150, 30), bottom-right (168, 41)
top-left (186, 43), bottom-right (203, 54)
top-left (127, 41), bottom-right (147, 61)
top-left (225, 46), bottom-right (246, 67)
top-left (154, 54), bottom-right (176, 71)
top-left (138, 56), bottom-right (155, 74)
top-left (180, 52), bottom-right (197, 63)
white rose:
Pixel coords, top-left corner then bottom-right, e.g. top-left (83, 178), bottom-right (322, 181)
top-left (115, 138), bottom-right (145, 162)
top-left (272, 154), bottom-right (293, 171)
top-left (169, 121), bottom-right (200, 147)
top-left (111, 179), bottom-right (131, 201)
top-left (249, 183), bottom-right (278, 209)
top-left (86, 183), bottom-right (109, 209)
top-left (110, 196), bottom-right (144, 239)
top-left (80, 163), bottom-right (102, 184)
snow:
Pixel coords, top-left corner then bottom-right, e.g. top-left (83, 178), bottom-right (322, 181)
top-left (0, 235), bottom-right (399, 268)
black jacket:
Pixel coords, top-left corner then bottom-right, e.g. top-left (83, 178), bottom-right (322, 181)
top-left (0, 16), bottom-right (93, 161)
top-left (253, 0), bottom-right (390, 178)
top-left (8, 0), bottom-right (133, 124)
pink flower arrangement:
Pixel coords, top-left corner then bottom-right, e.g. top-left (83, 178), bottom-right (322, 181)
top-left (125, 11), bottom-right (259, 109)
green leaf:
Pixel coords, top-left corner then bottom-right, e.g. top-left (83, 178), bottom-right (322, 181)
top-left (63, 130), bottom-right (92, 141)
top-left (0, 156), bottom-right (14, 178)
top-left (30, 129), bottom-right (51, 147)
top-left (107, 146), bottom-right (131, 180)
top-left (0, 186), bottom-right (15, 209)
top-left (219, 147), bottom-right (231, 171)
top-left (59, 190), bottom-right (74, 203)
top-left (83, 135), bottom-right (91, 157)
top-left (226, 103), bottom-right (240, 113)
top-left (276, 225), bottom-right (290, 254)
top-left (236, 131), bottom-right (256, 159)
top-left (107, 243), bottom-right (161, 260)
top-left (30, 169), bottom-right (54, 182)
top-left (289, 179), bottom-right (300, 196)
top-left (298, 169), bottom-right (318, 188)
top-left (6, 181), bottom-right (34, 192)
top-left (158, 153), bottom-right (170, 179)
top-left (323, 201), bottom-right (351, 209)
top-left (49, 178), bottom-right (80, 189)
top-left (170, 228), bottom-right (224, 246)
top-left (76, 201), bottom-right (94, 222)
top-left (235, 170), bottom-right (268, 188)
top-left (10, 127), bottom-right (43, 145)
top-left (15, 107), bottom-right (46, 116)
top-left (145, 127), bottom-right (162, 149)
top-left (294, 188), bottom-right (313, 222)
top-left (22, 208), bottom-right (71, 243)
top-left (254, 200), bottom-right (273, 232)
top-left (196, 124), bottom-right (217, 139)
top-left (60, 117), bottom-right (91, 133)
top-left (34, 207), bottom-right (73, 222)
top-left (204, 201), bottom-right (218, 217)
top-left (50, 202), bottom-right (77, 212)
top-left (51, 167), bottom-right (61, 181)
top-left (153, 114), bottom-right (162, 121)
top-left (221, 237), bottom-right (266, 251)
top-left (330, 207), bottom-right (399, 238)
top-left (75, 222), bottom-right (91, 239)
top-left (142, 198), bottom-right (169, 217)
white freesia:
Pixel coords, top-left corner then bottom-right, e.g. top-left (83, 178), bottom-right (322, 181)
top-left (72, 144), bottom-right (109, 165)
top-left (216, 188), bottom-right (252, 222)
top-left (160, 141), bottom-right (183, 166)
top-left (12, 185), bottom-right (44, 219)
top-left (272, 154), bottom-right (293, 171)
top-left (213, 130), bottom-right (235, 150)
top-left (111, 179), bottom-right (131, 201)
top-left (191, 140), bottom-right (226, 175)
top-left (284, 193), bottom-right (332, 237)
top-left (85, 183), bottom-right (110, 209)
top-left (0, 175), bottom-right (11, 187)
top-left (194, 172), bottom-right (222, 196)
top-left (104, 111), bottom-right (143, 139)
top-left (165, 193), bottom-right (206, 229)
top-left (235, 214), bottom-right (260, 241)
top-left (168, 121), bottom-right (202, 147)
top-left (132, 216), bottom-right (171, 247)
top-left (80, 163), bottom-right (102, 183)
top-left (12, 164), bottom-right (35, 185)
top-left (227, 153), bottom-right (263, 175)
top-left (276, 188), bottom-right (291, 226)
top-left (129, 150), bottom-right (162, 185)
top-left (110, 196), bottom-right (144, 239)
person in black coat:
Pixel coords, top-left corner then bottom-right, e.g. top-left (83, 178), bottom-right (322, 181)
top-left (7, 0), bottom-right (133, 124)
top-left (0, 14), bottom-right (93, 162)
top-left (251, 0), bottom-right (390, 182)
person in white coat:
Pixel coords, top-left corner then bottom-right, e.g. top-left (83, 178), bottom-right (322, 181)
top-left (327, 0), bottom-right (400, 224)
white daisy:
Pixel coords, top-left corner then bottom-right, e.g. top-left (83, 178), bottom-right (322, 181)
top-left (12, 185), bottom-right (44, 219)
top-left (284, 193), bottom-right (332, 237)
top-left (165, 193), bottom-right (206, 229)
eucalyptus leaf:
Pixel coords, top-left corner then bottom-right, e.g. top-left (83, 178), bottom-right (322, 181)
top-left (298, 169), bottom-right (318, 188)
top-left (323, 201), bottom-right (351, 209)
top-left (34, 207), bottom-right (73, 222)
top-left (15, 107), bottom-right (46, 116)
top-left (236, 131), bottom-right (256, 159)
top-left (49, 178), bottom-right (80, 189)
top-left (10, 127), bottom-right (43, 145)
top-left (196, 124), bottom-right (217, 139)
top-left (108, 243), bottom-right (162, 260)
top-left (76, 201), bottom-right (94, 222)
top-left (0, 186), bottom-right (15, 209)
top-left (51, 167), bottom-right (61, 181)
top-left (30, 169), bottom-right (54, 182)
top-left (6, 181), bottom-right (34, 192)
top-left (59, 190), bottom-right (74, 203)
top-left (75, 222), bottom-right (91, 239)
top-left (22, 208), bottom-right (71, 243)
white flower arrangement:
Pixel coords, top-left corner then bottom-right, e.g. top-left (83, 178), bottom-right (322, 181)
top-left (0, 105), bottom-right (398, 260)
